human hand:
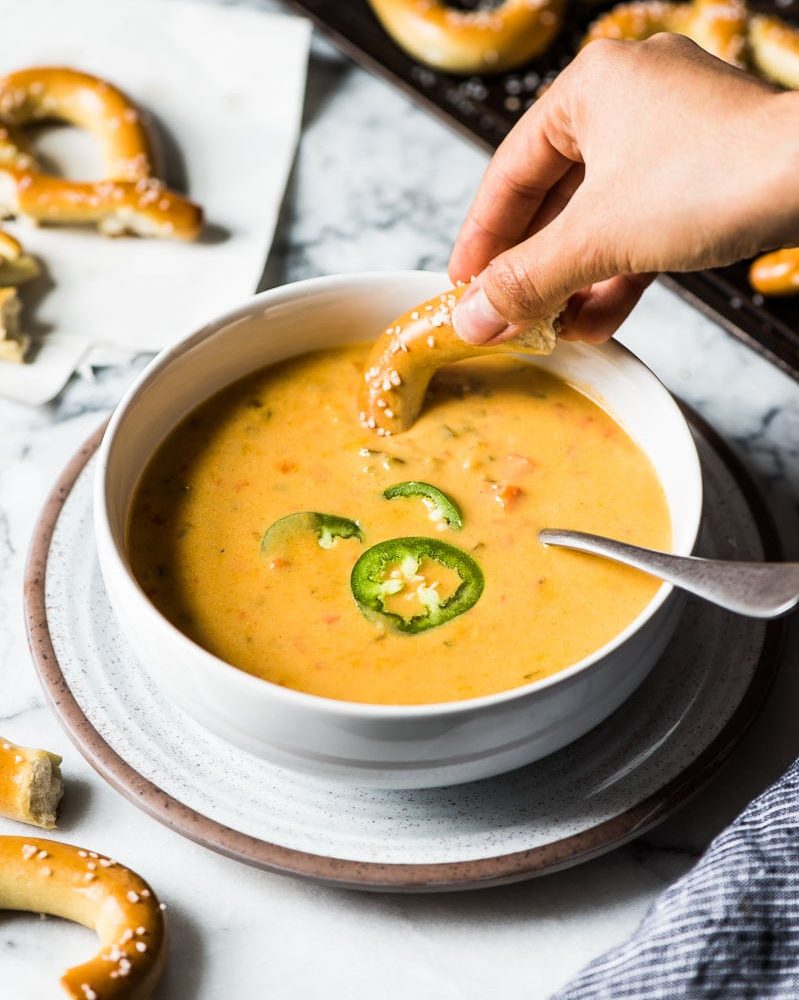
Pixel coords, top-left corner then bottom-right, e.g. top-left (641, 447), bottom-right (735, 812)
top-left (449, 34), bottom-right (799, 344)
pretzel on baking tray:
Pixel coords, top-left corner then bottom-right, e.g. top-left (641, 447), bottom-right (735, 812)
top-left (749, 247), bottom-right (799, 295)
top-left (749, 14), bottom-right (799, 90)
top-left (0, 836), bottom-right (166, 999)
top-left (367, 0), bottom-right (566, 74)
top-left (581, 0), bottom-right (749, 66)
top-left (358, 284), bottom-right (559, 435)
top-left (0, 228), bottom-right (38, 285)
top-left (0, 67), bottom-right (203, 239)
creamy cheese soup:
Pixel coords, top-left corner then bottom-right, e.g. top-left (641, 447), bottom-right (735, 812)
top-left (129, 346), bottom-right (671, 705)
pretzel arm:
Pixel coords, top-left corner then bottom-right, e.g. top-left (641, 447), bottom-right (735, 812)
top-left (2, 174), bottom-right (202, 239)
top-left (0, 836), bottom-right (166, 999)
top-left (0, 230), bottom-right (38, 285)
top-left (0, 67), bottom-right (156, 180)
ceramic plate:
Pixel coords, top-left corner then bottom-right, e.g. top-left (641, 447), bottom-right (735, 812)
top-left (25, 412), bottom-right (784, 891)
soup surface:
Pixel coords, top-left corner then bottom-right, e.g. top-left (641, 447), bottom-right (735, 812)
top-left (129, 346), bottom-right (671, 705)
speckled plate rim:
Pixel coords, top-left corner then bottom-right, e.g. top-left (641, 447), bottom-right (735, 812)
top-left (23, 410), bottom-right (786, 892)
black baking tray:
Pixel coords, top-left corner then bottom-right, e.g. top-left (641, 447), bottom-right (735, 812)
top-left (282, 0), bottom-right (799, 380)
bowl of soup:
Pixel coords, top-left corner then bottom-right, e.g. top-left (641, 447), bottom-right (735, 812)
top-left (95, 270), bottom-right (702, 788)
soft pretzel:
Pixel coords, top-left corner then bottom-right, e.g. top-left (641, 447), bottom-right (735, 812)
top-left (0, 287), bottom-right (27, 362)
top-left (366, 0), bottom-right (566, 74)
top-left (0, 228), bottom-right (38, 285)
top-left (749, 247), bottom-right (799, 295)
top-left (748, 15), bottom-right (799, 89)
top-left (0, 229), bottom-right (38, 362)
top-left (0, 67), bottom-right (202, 240)
top-left (582, 0), bottom-right (799, 89)
top-left (0, 737), bottom-right (62, 827)
top-left (359, 284), bottom-right (559, 435)
top-left (0, 836), bottom-right (166, 999)
top-left (582, 0), bottom-right (749, 65)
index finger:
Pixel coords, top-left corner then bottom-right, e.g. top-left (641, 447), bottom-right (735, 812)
top-left (448, 87), bottom-right (581, 282)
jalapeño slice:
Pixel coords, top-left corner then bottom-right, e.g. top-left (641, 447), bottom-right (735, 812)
top-left (350, 536), bottom-right (483, 634)
top-left (382, 481), bottom-right (463, 530)
top-left (261, 512), bottom-right (363, 553)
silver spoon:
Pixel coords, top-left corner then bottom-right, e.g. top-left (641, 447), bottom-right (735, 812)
top-left (538, 529), bottom-right (799, 619)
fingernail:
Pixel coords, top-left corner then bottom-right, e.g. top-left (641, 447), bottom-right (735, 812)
top-left (452, 286), bottom-right (508, 344)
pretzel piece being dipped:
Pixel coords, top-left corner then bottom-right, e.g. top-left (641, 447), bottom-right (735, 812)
top-left (367, 0), bottom-right (565, 74)
top-left (359, 284), bottom-right (559, 435)
top-left (0, 67), bottom-right (203, 240)
top-left (0, 737), bottom-right (63, 827)
top-left (0, 836), bottom-right (166, 999)
top-left (582, 0), bottom-right (749, 66)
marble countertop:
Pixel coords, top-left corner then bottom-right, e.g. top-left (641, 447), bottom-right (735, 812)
top-left (2, 4), bottom-right (799, 997)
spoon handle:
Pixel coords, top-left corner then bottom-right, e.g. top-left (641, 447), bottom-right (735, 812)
top-left (539, 529), bottom-right (799, 619)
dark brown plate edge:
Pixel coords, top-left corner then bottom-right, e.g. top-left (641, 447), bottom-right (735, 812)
top-left (22, 412), bottom-right (786, 892)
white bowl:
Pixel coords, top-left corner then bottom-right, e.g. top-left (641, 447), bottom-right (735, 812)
top-left (95, 270), bottom-right (702, 789)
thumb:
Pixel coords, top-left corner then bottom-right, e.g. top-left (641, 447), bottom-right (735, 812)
top-left (452, 201), bottom-right (610, 345)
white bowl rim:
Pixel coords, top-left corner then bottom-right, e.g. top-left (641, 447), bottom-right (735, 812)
top-left (95, 269), bottom-right (704, 721)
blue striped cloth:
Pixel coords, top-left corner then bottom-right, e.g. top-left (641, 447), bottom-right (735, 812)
top-left (553, 760), bottom-right (799, 998)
